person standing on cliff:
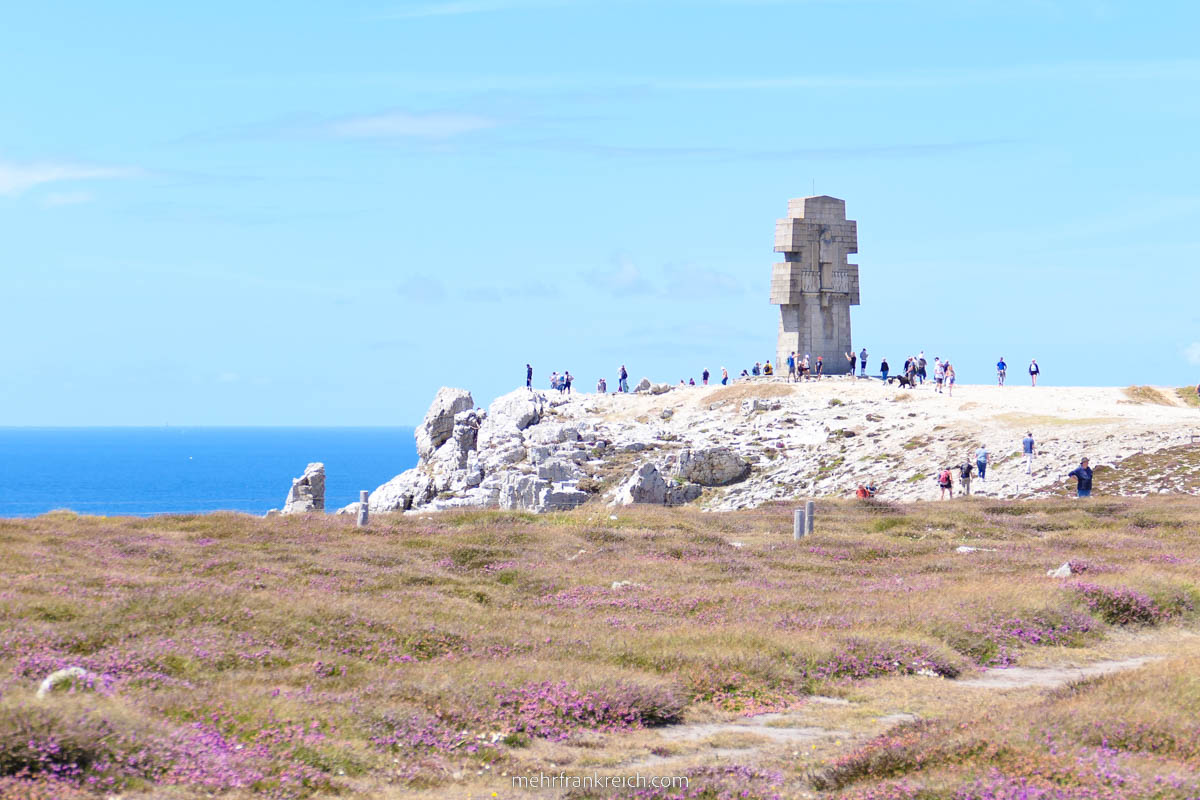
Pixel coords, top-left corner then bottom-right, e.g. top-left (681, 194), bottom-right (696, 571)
top-left (597, 377), bottom-right (606, 393)
top-left (933, 358), bottom-right (944, 393)
top-left (786, 352), bottom-right (796, 382)
top-left (721, 367), bottom-right (729, 385)
top-left (1029, 359), bottom-right (1040, 386)
top-left (945, 362), bottom-right (956, 396)
top-left (859, 347), bottom-right (868, 378)
top-left (1068, 457), bottom-right (1093, 497)
top-left (880, 357), bottom-right (890, 382)
top-left (702, 368), bottom-right (710, 385)
top-left (815, 355), bottom-right (824, 379)
top-left (618, 365), bottom-right (628, 393)
top-left (996, 357), bottom-right (1007, 386)
top-left (845, 350), bottom-right (857, 375)
top-left (1022, 431), bottom-right (1036, 474)
top-left (976, 444), bottom-right (989, 482)
top-left (526, 364), bottom-right (533, 390)
top-left (917, 352), bottom-right (927, 385)
top-left (563, 371), bottom-right (573, 395)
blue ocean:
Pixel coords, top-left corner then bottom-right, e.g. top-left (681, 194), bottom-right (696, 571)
top-left (0, 428), bottom-right (418, 518)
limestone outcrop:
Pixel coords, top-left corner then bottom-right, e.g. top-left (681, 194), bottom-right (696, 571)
top-left (282, 463), bottom-right (325, 514)
top-left (359, 380), bottom-right (1196, 516)
top-left (416, 388), bottom-right (474, 459)
top-left (675, 447), bottom-right (750, 486)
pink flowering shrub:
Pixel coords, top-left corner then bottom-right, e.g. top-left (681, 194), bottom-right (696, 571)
top-left (1069, 582), bottom-right (1192, 626)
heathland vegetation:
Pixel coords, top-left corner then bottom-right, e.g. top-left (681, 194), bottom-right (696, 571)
top-left (2, 498), bottom-right (1200, 798)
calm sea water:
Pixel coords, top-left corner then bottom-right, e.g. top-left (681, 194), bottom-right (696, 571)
top-left (0, 428), bottom-right (417, 518)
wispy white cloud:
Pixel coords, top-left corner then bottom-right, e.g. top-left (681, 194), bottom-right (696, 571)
top-left (398, 275), bottom-right (448, 303)
top-left (662, 58), bottom-right (1200, 91)
top-left (0, 160), bottom-right (137, 196)
top-left (329, 110), bottom-right (499, 139)
top-left (382, 0), bottom-right (567, 18)
top-left (1185, 342), bottom-right (1200, 366)
top-left (581, 255), bottom-right (656, 296)
top-left (41, 191), bottom-right (94, 207)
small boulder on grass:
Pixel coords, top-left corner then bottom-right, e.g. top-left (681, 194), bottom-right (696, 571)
top-left (35, 666), bottom-right (100, 700)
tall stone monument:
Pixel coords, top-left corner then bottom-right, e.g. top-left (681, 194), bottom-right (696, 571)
top-left (770, 196), bottom-right (859, 374)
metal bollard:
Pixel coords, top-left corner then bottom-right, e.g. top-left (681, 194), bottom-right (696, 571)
top-left (805, 500), bottom-right (815, 535)
top-left (793, 509), bottom-right (806, 540)
top-left (356, 490), bottom-right (369, 527)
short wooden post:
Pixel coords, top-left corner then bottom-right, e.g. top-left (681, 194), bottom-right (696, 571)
top-left (793, 509), bottom-right (805, 540)
top-left (805, 500), bottom-right (815, 535)
top-left (357, 490), bottom-right (369, 527)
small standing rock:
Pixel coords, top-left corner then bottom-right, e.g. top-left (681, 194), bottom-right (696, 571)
top-left (282, 463), bottom-right (325, 514)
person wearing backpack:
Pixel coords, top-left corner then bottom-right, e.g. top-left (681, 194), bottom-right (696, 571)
top-left (959, 461), bottom-right (973, 496)
top-left (938, 468), bottom-right (953, 499)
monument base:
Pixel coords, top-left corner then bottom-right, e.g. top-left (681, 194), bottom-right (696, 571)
top-left (776, 300), bottom-right (853, 375)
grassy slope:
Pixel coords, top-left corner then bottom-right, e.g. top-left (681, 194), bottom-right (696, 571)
top-left (0, 499), bottom-right (1199, 798)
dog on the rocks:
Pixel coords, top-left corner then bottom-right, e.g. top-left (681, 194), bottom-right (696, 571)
top-left (888, 375), bottom-right (916, 389)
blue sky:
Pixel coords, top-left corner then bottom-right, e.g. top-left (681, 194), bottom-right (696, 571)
top-left (2, 1), bottom-right (1197, 425)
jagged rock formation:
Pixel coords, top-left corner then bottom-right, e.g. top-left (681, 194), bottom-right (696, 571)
top-left (282, 463), bottom-right (325, 514)
top-left (360, 381), bottom-right (1198, 514)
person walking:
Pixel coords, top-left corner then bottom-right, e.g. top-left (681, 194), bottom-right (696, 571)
top-left (996, 357), bottom-right (1007, 386)
top-left (1029, 359), bottom-right (1040, 387)
top-left (859, 347), bottom-right (868, 378)
top-left (721, 367), bottom-right (729, 386)
top-left (1068, 457), bottom-right (1093, 497)
top-left (880, 357), bottom-right (890, 382)
top-left (917, 352), bottom-right (927, 385)
top-left (618, 365), bottom-right (629, 393)
top-left (976, 444), bottom-right (989, 482)
top-left (938, 467), bottom-right (954, 499)
top-left (959, 461), bottom-right (973, 496)
top-left (933, 358), bottom-right (944, 393)
top-left (846, 350), bottom-right (857, 375)
top-left (702, 368), bottom-right (710, 385)
top-left (945, 362), bottom-right (956, 396)
top-left (787, 352), bottom-right (796, 382)
top-left (526, 363), bottom-right (533, 390)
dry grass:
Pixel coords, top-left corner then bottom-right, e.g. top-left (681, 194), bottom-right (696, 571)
top-left (992, 412), bottom-right (1124, 427)
top-left (1178, 386), bottom-right (1200, 408)
top-left (1124, 385), bottom-right (1175, 405)
top-left (2, 499), bottom-right (1200, 798)
top-left (704, 382), bottom-right (794, 405)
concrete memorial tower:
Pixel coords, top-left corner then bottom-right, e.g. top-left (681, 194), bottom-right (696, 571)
top-left (770, 195), bottom-right (859, 375)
